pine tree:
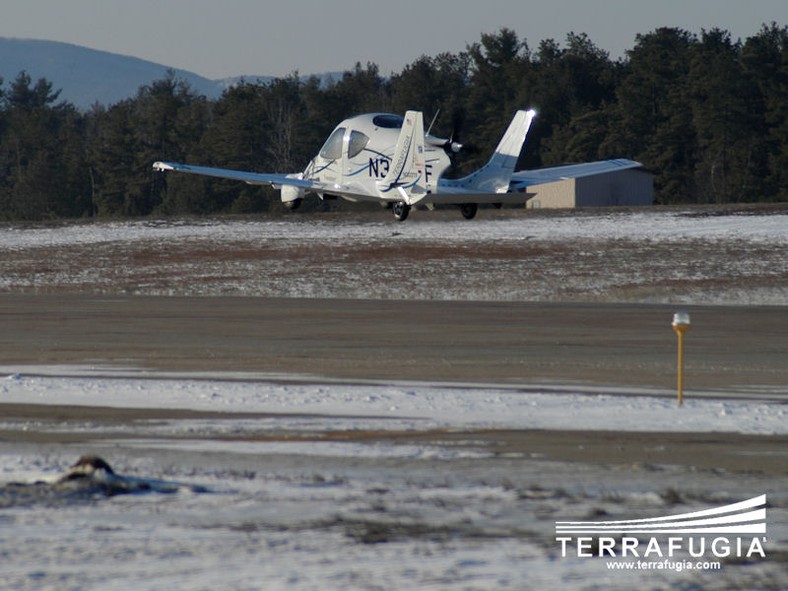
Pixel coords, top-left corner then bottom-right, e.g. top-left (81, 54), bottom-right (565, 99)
top-left (0, 72), bottom-right (91, 219)
top-left (741, 23), bottom-right (788, 201)
top-left (612, 28), bottom-right (698, 202)
top-left (689, 29), bottom-right (759, 203)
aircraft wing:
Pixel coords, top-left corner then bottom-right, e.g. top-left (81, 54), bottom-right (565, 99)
top-left (509, 159), bottom-right (643, 190)
top-left (152, 161), bottom-right (314, 189)
top-left (152, 160), bottom-right (387, 203)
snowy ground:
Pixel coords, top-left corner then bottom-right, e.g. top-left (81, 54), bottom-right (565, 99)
top-left (2, 371), bottom-right (787, 436)
top-left (1, 206), bottom-right (786, 304)
top-left (1, 206), bottom-right (786, 589)
top-left (1, 372), bottom-right (787, 590)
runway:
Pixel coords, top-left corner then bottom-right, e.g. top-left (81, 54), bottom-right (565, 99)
top-left (1, 294), bottom-right (786, 395)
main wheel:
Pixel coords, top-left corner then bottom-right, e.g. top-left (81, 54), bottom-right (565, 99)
top-left (459, 203), bottom-right (478, 220)
top-left (392, 202), bottom-right (411, 222)
top-left (284, 198), bottom-right (302, 211)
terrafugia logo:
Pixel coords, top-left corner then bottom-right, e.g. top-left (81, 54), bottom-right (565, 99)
top-left (555, 495), bottom-right (767, 561)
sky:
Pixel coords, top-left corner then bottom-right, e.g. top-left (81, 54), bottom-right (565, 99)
top-left (2, 0), bottom-right (786, 80)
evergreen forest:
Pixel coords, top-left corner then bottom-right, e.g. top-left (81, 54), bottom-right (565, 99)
top-left (0, 25), bottom-right (786, 221)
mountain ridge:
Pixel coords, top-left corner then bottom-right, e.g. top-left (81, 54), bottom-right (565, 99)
top-left (0, 37), bottom-right (334, 109)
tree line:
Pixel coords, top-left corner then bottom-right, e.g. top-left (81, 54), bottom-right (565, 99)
top-left (0, 24), bottom-right (785, 220)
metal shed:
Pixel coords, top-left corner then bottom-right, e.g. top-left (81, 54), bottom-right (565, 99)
top-left (525, 167), bottom-right (654, 209)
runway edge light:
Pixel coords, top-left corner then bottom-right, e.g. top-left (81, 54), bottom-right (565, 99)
top-left (672, 311), bottom-right (691, 406)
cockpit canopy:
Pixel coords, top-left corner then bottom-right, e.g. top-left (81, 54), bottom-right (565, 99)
top-left (318, 127), bottom-right (371, 160)
top-left (315, 113), bottom-right (453, 177)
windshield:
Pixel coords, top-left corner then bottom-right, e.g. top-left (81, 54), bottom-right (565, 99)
top-left (347, 130), bottom-right (370, 159)
top-left (319, 127), bottom-right (345, 160)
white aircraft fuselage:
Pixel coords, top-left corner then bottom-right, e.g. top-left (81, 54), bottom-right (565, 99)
top-left (303, 113), bottom-right (452, 199)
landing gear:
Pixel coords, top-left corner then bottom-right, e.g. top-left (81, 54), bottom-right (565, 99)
top-left (392, 202), bottom-right (411, 222)
top-left (459, 203), bottom-right (478, 220)
top-left (284, 198), bottom-right (302, 211)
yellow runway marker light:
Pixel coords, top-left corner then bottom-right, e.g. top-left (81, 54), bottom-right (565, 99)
top-left (672, 311), bottom-right (691, 406)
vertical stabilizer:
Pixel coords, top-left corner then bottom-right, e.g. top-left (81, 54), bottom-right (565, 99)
top-left (377, 110), bottom-right (426, 202)
top-left (456, 109), bottom-right (536, 193)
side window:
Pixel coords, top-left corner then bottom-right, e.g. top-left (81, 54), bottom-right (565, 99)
top-left (347, 130), bottom-right (370, 159)
top-left (319, 127), bottom-right (345, 160)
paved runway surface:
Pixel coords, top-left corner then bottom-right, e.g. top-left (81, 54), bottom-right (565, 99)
top-left (1, 294), bottom-right (786, 394)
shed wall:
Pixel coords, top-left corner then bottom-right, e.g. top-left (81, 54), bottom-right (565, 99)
top-left (526, 169), bottom-right (653, 209)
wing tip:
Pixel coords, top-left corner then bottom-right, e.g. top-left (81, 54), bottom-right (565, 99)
top-left (152, 161), bottom-right (176, 172)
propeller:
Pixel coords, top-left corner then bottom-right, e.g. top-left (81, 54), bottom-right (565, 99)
top-left (425, 109), bottom-right (463, 153)
top-left (445, 110), bottom-right (479, 155)
top-left (425, 108), bottom-right (479, 156)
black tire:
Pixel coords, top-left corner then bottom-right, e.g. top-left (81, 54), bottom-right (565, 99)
top-left (284, 198), bottom-right (303, 211)
top-left (459, 203), bottom-right (478, 220)
top-left (392, 202), bottom-right (411, 222)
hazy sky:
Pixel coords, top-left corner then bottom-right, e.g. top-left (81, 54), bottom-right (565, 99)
top-left (3, 0), bottom-right (786, 79)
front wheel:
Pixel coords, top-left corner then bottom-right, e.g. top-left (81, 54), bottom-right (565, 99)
top-left (392, 202), bottom-right (411, 222)
top-left (459, 203), bottom-right (478, 220)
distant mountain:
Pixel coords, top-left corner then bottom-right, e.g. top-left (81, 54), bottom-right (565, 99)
top-left (0, 38), bottom-right (339, 110)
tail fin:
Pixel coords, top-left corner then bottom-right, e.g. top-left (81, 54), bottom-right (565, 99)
top-left (459, 109), bottom-right (536, 193)
top-left (377, 110), bottom-right (426, 202)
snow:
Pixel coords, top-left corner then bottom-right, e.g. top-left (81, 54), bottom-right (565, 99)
top-left (1, 370), bottom-right (786, 437)
top-left (1, 209), bottom-right (786, 250)
top-left (1, 370), bottom-right (787, 590)
top-left (2, 208), bottom-right (785, 304)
